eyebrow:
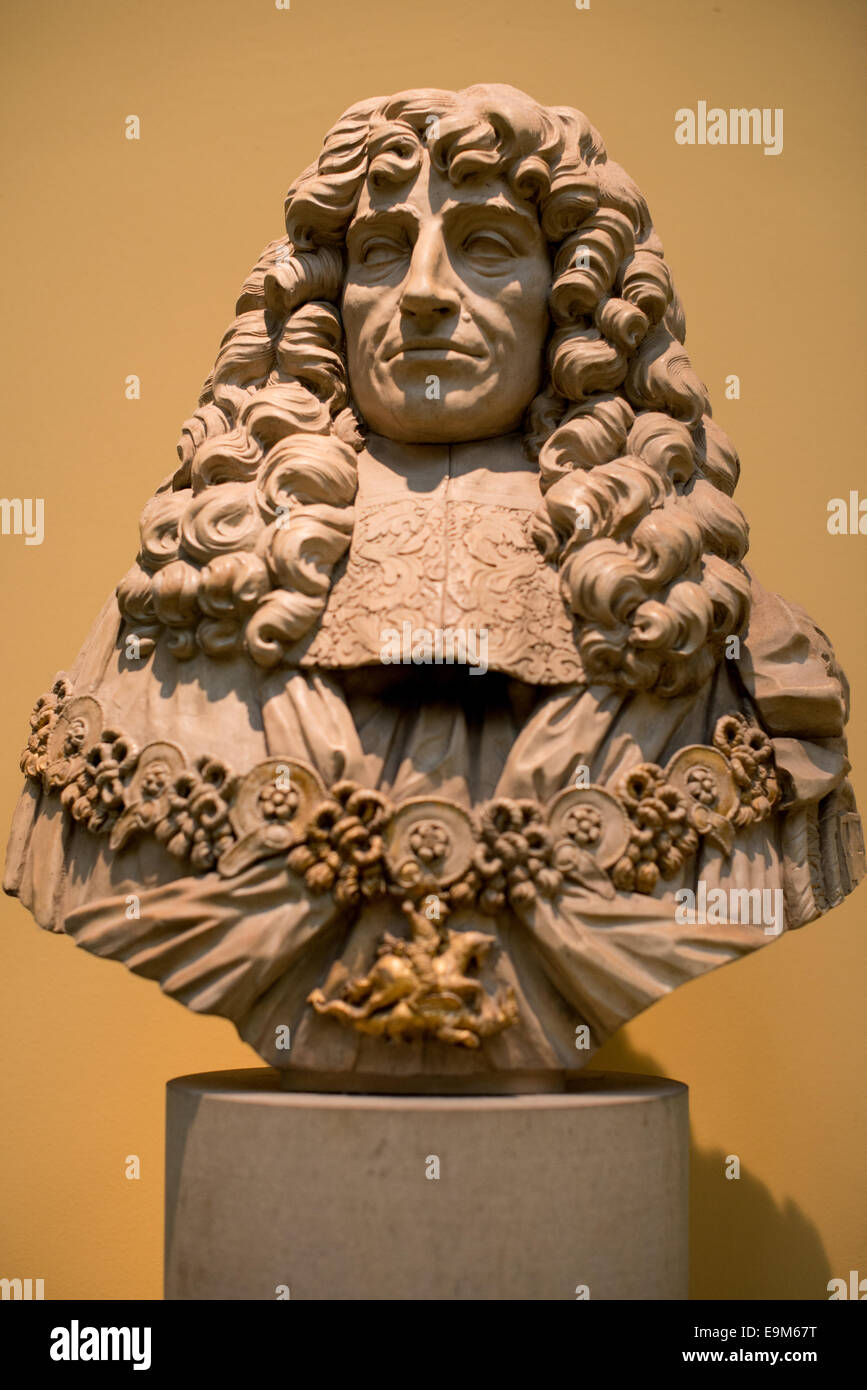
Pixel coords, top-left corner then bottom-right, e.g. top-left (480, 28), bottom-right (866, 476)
top-left (440, 195), bottom-right (539, 226)
top-left (346, 204), bottom-right (419, 236)
top-left (347, 197), bottom-right (539, 236)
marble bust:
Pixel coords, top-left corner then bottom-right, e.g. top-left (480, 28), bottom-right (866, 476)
top-left (5, 84), bottom-right (863, 1089)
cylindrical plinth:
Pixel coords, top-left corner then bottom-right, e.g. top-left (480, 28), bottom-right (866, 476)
top-left (165, 1069), bottom-right (688, 1300)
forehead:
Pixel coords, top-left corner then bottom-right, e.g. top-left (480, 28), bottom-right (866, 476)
top-left (350, 150), bottom-right (540, 227)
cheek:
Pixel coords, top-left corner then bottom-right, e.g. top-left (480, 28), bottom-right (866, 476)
top-left (341, 287), bottom-right (385, 354)
top-left (340, 291), bottom-right (366, 351)
top-left (481, 285), bottom-right (549, 370)
top-left (479, 262), bottom-right (549, 327)
top-left (515, 265), bottom-right (552, 334)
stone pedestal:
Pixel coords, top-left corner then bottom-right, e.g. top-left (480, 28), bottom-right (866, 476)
top-left (164, 1069), bottom-right (689, 1300)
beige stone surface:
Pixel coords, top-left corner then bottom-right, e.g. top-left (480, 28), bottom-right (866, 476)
top-left (165, 1069), bottom-right (688, 1300)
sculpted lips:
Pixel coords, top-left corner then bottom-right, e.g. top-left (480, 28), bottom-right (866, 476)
top-left (386, 338), bottom-right (484, 361)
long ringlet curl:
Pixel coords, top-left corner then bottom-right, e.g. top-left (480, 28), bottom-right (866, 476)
top-left (116, 230), bottom-right (359, 665)
top-left (117, 84), bottom-right (750, 692)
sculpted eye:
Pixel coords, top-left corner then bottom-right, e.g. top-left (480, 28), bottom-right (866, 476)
top-left (462, 231), bottom-right (516, 264)
top-left (360, 237), bottom-right (408, 267)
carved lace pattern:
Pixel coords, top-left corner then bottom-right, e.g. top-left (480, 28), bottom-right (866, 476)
top-left (298, 498), bottom-right (584, 685)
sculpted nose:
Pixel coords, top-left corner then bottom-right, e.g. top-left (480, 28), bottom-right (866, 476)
top-left (399, 228), bottom-right (460, 325)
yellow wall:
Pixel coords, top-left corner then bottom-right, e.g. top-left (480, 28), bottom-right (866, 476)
top-left (1, 0), bottom-right (864, 1299)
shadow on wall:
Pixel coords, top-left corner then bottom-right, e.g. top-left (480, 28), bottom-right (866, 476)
top-left (593, 1034), bottom-right (832, 1301)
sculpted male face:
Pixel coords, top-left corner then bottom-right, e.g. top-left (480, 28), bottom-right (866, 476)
top-left (341, 151), bottom-right (551, 442)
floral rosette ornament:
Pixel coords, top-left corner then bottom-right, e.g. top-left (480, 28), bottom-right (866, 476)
top-left (665, 745), bottom-right (739, 855)
top-left (20, 675), bottom-right (74, 780)
top-left (611, 764), bottom-right (699, 893)
top-left (547, 785), bottom-right (632, 898)
top-left (474, 799), bottom-right (560, 912)
top-left (385, 799), bottom-right (477, 905)
top-left (295, 782), bottom-right (392, 907)
top-left (713, 713), bottom-right (780, 826)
